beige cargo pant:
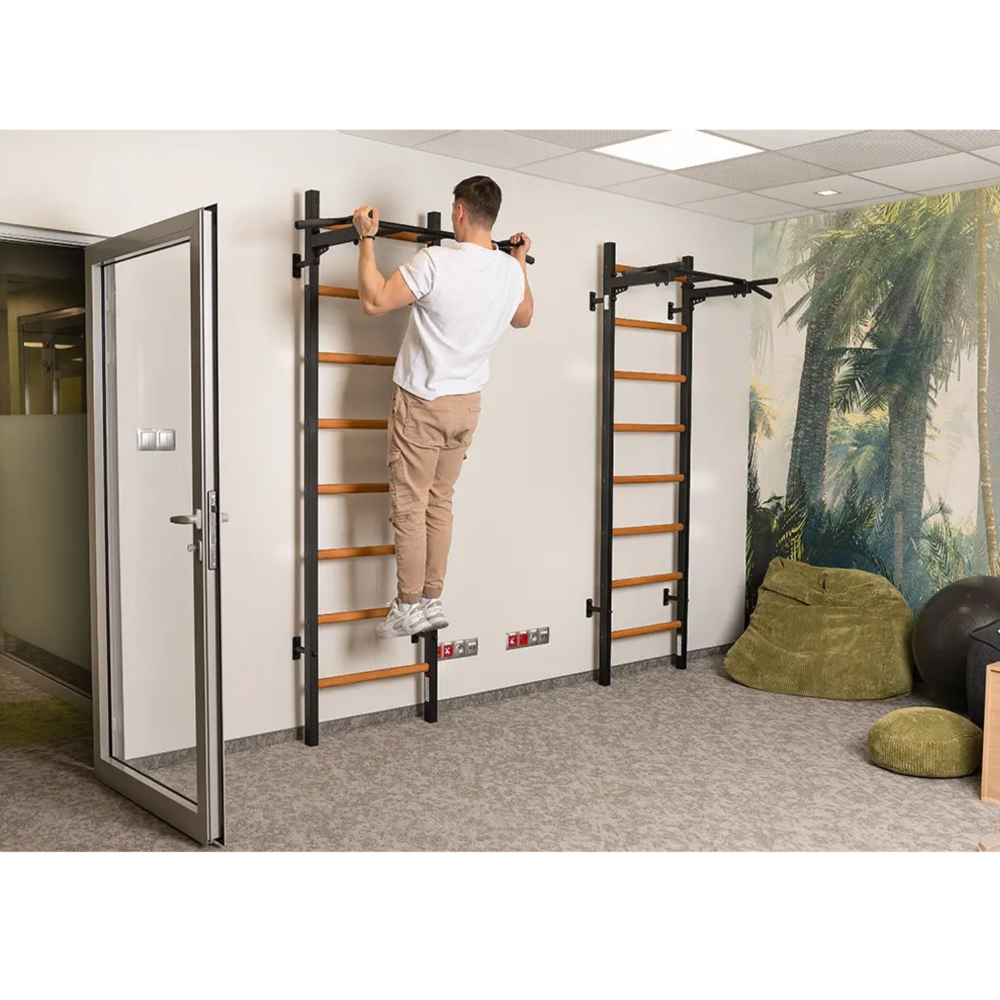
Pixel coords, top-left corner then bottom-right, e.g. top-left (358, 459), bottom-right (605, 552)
top-left (387, 384), bottom-right (481, 605)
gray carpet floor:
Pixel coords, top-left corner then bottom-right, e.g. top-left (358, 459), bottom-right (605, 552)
top-left (2, 656), bottom-right (999, 851)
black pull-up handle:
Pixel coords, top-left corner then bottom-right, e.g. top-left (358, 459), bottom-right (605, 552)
top-left (750, 277), bottom-right (778, 300)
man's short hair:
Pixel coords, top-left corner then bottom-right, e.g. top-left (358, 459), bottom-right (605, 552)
top-left (453, 176), bottom-right (502, 228)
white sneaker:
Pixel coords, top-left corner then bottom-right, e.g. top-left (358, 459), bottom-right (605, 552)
top-left (376, 599), bottom-right (430, 639)
top-left (421, 598), bottom-right (449, 631)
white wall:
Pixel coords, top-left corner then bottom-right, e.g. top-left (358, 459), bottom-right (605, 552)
top-left (0, 131), bottom-right (752, 741)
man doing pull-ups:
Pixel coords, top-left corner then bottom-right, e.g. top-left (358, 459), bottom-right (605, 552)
top-left (352, 175), bottom-right (534, 638)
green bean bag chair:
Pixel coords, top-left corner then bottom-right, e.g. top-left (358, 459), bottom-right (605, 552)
top-left (725, 558), bottom-right (913, 700)
top-left (868, 707), bottom-right (983, 777)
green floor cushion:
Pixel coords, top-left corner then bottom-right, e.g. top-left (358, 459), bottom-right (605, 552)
top-left (725, 558), bottom-right (913, 700)
top-left (868, 707), bottom-right (983, 777)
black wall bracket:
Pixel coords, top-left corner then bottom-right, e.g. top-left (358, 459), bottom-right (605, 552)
top-left (292, 635), bottom-right (304, 661)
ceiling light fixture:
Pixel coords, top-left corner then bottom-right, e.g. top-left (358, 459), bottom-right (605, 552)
top-left (594, 130), bottom-right (762, 171)
top-left (816, 189), bottom-right (840, 197)
top-left (22, 341), bottom-right (44, 348)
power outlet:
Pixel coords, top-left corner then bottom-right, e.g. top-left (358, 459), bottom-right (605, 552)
top-left (508, 627), bottom-right (550, 649)
top-left (437, 637), bottom-right (477, 659)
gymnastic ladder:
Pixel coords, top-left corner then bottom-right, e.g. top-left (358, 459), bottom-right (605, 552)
top-left (292, 190), bottom-right (533, 746)
top-left (587, 246), bottom-right (777, 685)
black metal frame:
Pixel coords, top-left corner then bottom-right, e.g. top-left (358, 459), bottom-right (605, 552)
top-left (291, 192), bottom-right (483, 746)
top-left (587, 249), bottom-right (776, 685)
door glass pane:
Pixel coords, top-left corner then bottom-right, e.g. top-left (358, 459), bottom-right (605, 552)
top-left (108, 243), bottom-right (199, 804)
top-left (0, 242), bottom-right (91, 698)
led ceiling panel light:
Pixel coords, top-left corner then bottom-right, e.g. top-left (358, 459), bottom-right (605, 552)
top-left (594, 130), bottom-right (762, 171)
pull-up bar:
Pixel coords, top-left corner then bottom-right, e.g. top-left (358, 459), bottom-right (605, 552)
top-left (602, 259), bottom-right (777, 302)
top-left (295, 211), bottom-right (535, 267)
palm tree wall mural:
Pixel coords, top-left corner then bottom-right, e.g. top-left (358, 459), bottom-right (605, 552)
top-left (748, 185), bottom-right (1000, 615)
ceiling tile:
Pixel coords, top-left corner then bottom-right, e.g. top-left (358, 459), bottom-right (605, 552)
top-left (786, 130), bottom-right (954, 172)
top-left (340, 130), bottom-right (457, 147)
top-left (675, 151), bottom-right (837, 190)
top-left (755, 173), bottom-right (905, 209)
top-left (414, 131), bottom-right (572, 168)
top-left (920, 177), bottom-right (1000, 196)
top-left (747, 209), bottom-right (820, 224)
top-left (707, 130), bottom-right (862, 150)
top-left (971, 145), bottom-right (1000, 165)
top-left (680, 192), bottom-right (801, 222)
top-left (857, 152), bottom-right (1000, 191)
top-left (915, 130), bottom-right (1000, 151)
top-left (605, 173), bottom-right (738, 205)
top-left (519, 151), bottom-right (662, 188)
top-left (800, 191), bottom-right (918, 213)
top-left (507, 130), bottom-right (662, 149)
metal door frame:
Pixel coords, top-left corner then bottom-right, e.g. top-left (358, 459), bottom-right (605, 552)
top-left (0, 224), bottom-right (101, 706)
top-left (85, 207), bottom-right (224, 846)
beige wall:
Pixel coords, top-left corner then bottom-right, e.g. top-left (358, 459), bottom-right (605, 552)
top-left (0, 415), bottom-right (90, 667)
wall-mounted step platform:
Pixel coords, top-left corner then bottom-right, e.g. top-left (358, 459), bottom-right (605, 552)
top-left (613, 474), bottom-right (684, 484)
top-left (319, 352), bottom-right (396, 366)
top-left (611, 620), bottom-right (682, 640)
top-left (615, 317), bottom-right (687, 333)
top-left (319, 483), bottom-right (389, 495)
top-left (614, 423), bottom-right (685, 433)
top-left (615, 370), bottom-right (687, 383)
top-left (613, 572), bottom-right (682, 589)
top-left (319, 662), bottom-right (428, 688)
top-left (613, 523), bottom-right (684, 537)
top-left (319, 544), bottom-right (395, 560)
top-left (319, 418), bottom-right (388, 430)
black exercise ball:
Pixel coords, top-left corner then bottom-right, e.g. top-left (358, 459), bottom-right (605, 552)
top-left (912, 576), bottom-right (1000, 713)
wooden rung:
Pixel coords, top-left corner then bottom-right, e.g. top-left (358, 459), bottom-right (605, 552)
top-left (319, 418), bottom-right (388, 430)
top-left (614, 266), bottom-right (687, 283)
top-left (319, 606), bottom-right (389, 625)
top-left (322, 223), bottom-right (422, 243)
top-left (319, 544), bottom-right (395, 560)
top-left (319, 352), bottom-right (397, 367)
top-left (613, 523), bottom-right (684, 536)
top-left (613, 572), bottom-right (683, 589)
top-left (318, 285), bottom-right (360, 299)
top-left (319, 662), bottom-right (428, 688)
top-left (615, 370), bottom-right (687, 383)
top-left (614, 474), bottom-right (685, 484)
top-left (614, 423), bottom-right (685, 433)
top-left (616, 317), bottom-right (687, 333)
top-left (612, 621), bottom-right (682, 640)
top-left (319, 483), bottom-right (388, 495)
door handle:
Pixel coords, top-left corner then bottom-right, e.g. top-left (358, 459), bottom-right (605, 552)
top-left (170, 509), bottom-right (203, 529)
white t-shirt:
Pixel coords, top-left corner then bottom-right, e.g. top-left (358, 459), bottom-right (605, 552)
top-left (394, 241), bottom-right (526, 400)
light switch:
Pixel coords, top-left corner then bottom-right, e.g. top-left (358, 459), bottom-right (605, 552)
top-left (157, 429), bottom-right (176, 451)
top-left (137, 429), bottom-right (157, 452)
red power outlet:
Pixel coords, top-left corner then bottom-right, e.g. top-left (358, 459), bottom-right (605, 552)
top-left (437, 645), bottom-right (442, 658)
top-left (442, 643), bottom-right (454, 658)
top-left (518, 631), bottom-right (529, 647)
top-left (507, 633), bottom-right (518, 649)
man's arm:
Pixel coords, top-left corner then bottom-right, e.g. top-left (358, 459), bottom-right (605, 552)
top-left (354, 206), bottom-right (417, 316)
top-left (509, 231), bottom-right (534, 328)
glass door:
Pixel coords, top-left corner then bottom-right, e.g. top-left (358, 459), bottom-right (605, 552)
top-left (86, 207), bottom-right (224, 845)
